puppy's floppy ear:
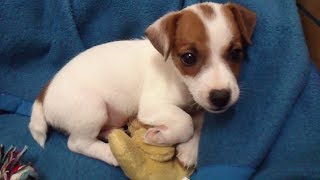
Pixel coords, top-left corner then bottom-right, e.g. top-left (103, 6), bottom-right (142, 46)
top-left (227, 3), bottom-right (257, 45)
top-left (145, 12), bottom-right (180, 60)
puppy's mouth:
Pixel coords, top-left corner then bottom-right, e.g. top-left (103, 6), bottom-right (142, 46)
top-left (198, 104), bottom-right (229, 114)
top-left (208, 107), bottom-right (228, 113)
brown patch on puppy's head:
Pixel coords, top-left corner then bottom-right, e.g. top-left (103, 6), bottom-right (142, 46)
top-left (198, 4), bottom-right (215, 19)
top-left (171, 10), bottom-right (210, 77)
top-left (224, 3), bottom-right (257, 45)
top-left (145, 12), bottom-right (180, 60)
top-left (220, 7), bottom-right (244, 78)
top-left (222, 41), bottom-right (244, 78)
top-left (220, 3), bottom-right (257, 77)
top-left (222, 3), bottom-right (256, 77)
top-left (145, 9), bottom-right (211, 77)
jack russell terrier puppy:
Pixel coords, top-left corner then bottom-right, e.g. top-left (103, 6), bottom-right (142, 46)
top-left (29, 2), bottom-right (256, 167)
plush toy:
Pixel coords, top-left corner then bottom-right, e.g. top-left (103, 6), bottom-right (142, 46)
top-left (108, 120), bottom-right (195, 180)
top-left (0, 145), bottom-right (38, 180)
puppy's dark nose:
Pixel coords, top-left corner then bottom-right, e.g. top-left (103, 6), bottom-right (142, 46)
top-left (209, 89), bottom-right (231, 108)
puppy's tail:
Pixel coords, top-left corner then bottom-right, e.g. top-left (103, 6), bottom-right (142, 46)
top-left (29, 100), bottom-right (48, 148)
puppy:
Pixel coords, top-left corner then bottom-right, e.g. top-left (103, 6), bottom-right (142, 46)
top-left (29, 2), bottom-right (256, 167)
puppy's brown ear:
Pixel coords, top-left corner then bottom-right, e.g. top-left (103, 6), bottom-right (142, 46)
top-left (145, 12), bottom-right (180, 60)
top-left (227, 3), bottom-right (257, 45)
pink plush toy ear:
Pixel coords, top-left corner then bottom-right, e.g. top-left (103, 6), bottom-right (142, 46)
top-left (145, 12), bottom-right (180, 60)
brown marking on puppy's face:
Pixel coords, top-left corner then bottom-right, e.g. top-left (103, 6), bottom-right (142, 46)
top-left (145, 8), bottom-right (213, 78)
top-left (199, 3), bottom-right (215, 19)
top-left (145, 12), bottom-right (180, 59)
top-left (224, 3), bottom-right (257, 45)
top-left (222, 41), bottom-right (244, 78)
top-left (171, 10), bottom-right (211, 77)
top-left (145, 2), bottom-right (256, 112)
top-left (220, 3), bottom-right (257, 77)
top-left (220, 6), bottom-right (245, 78)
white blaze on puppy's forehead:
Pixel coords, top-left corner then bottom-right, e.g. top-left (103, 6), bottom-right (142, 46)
top-left (186, 3), bottom-right (233, 55)
top-left (193, 3), bottom-right (235, 86)
top-left (206, 4), bottom-right (233, 59)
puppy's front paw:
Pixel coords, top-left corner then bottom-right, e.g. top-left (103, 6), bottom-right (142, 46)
top-left (107, 153), bottom-right (119, 166)
top-left (177, 142), bottom-right (198, 168)
top-left (144, 125), bottom-right (172, 146)
top-left (104, 146), bottom-right (119, 166)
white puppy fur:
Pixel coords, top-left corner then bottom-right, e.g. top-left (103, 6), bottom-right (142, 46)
top-left (29, 2), bottom-right (256, 168)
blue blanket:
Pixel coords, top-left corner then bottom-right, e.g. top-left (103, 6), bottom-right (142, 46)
top-left (1, 0), bottom-right (319, 179)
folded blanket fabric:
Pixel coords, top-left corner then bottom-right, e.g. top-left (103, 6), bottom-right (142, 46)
top-left (0, 0), bottom-right (319, 179)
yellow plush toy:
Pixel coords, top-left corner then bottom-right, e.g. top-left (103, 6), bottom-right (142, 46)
top-left (108, 120), bottom-right (195, 180)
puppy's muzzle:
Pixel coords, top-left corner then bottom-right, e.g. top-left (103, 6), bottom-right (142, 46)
top-left (209, 89), bottom-right (231, 110)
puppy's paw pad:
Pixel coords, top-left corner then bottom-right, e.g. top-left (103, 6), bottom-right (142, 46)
top-left (144, 126), bottom-right (168, 145)
top-left (145, 129), bottom-right (160, 138)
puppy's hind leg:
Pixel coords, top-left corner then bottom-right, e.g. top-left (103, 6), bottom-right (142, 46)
top-left (68, 136), bottom-right (118, 166)
top-left (66, 99), bottom-right (118, 166)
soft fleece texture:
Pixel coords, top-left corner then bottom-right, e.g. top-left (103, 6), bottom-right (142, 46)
top-left (0, 0), bottom-right (319, 179)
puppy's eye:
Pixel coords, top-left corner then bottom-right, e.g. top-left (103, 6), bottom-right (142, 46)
top-left (180, 53), bottom-right (197, 66)
top-left (230, 48), bottom-right (243, 61)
